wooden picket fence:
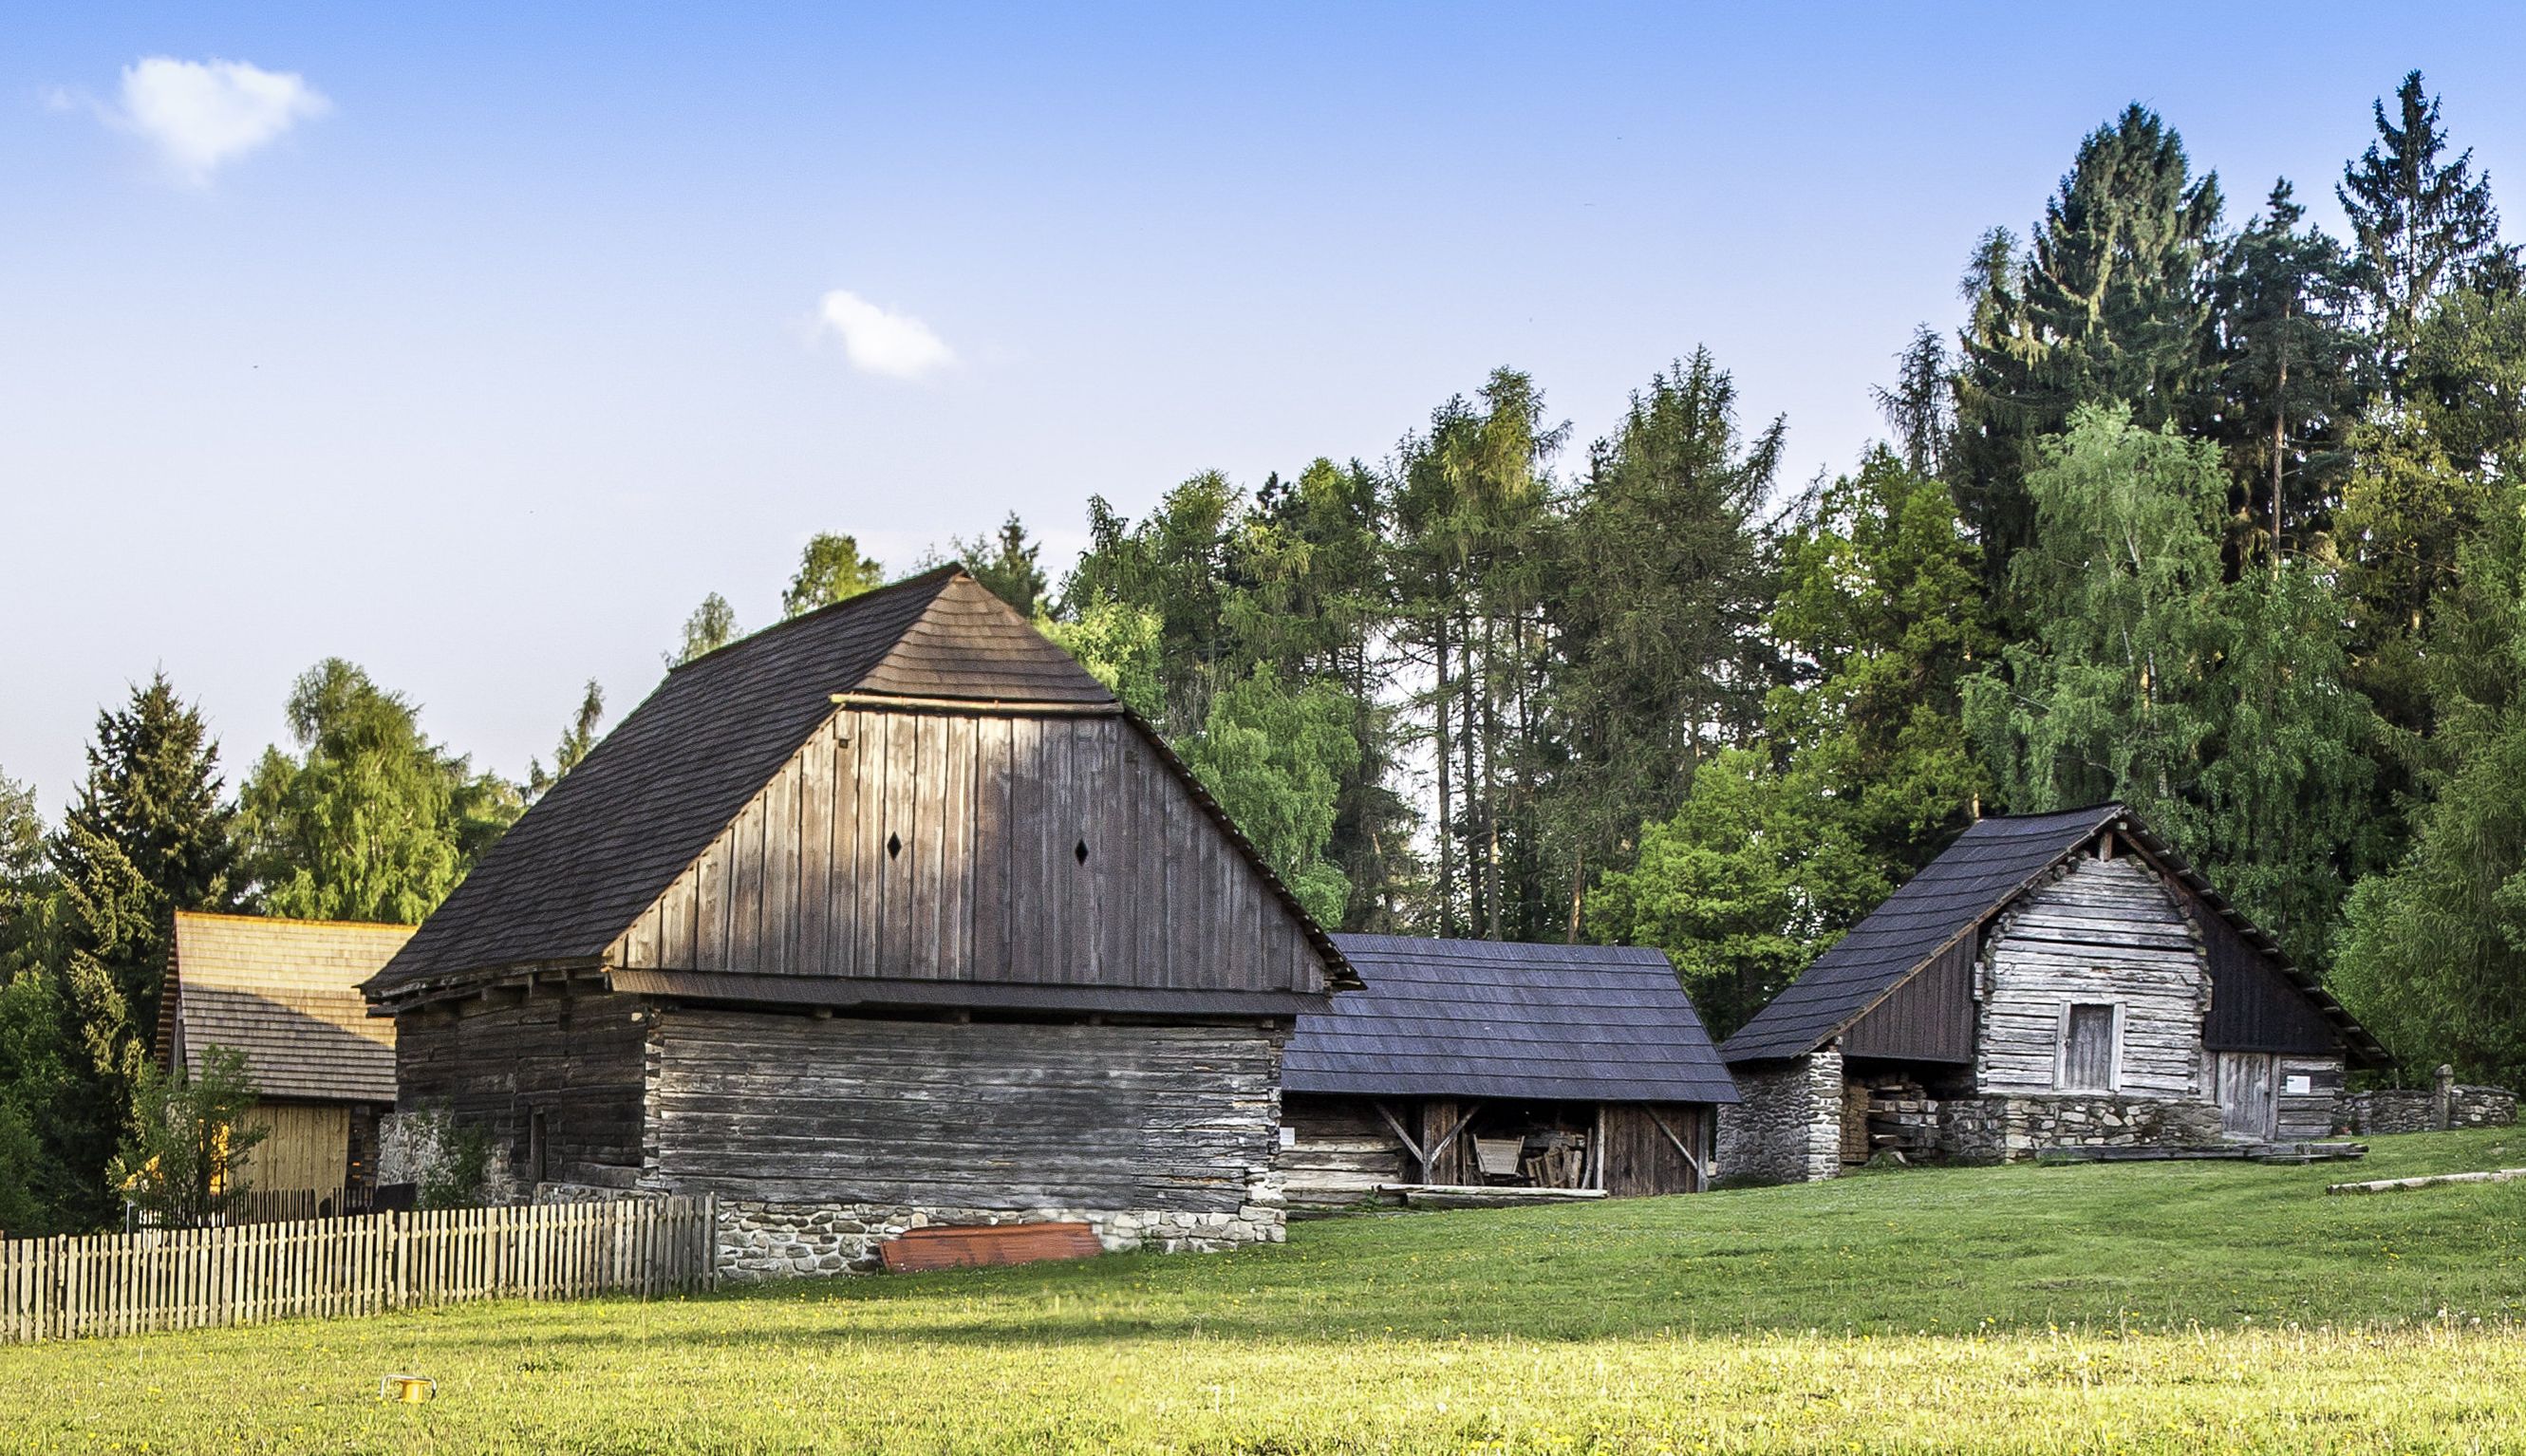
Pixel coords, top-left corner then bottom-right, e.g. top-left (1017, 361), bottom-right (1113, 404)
top-left (0, 1195), bottom-right (717, 1344)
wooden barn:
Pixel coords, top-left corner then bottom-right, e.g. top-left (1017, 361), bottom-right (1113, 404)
top-left (1277, 936), bottom-right (1737, 1204)
top-left (1717, 804), bottom-right (2388, 1181)
top-left (159, 912), bottom-right (408, 1208)
top-left (363, 567), bottom-right (1353, 1278)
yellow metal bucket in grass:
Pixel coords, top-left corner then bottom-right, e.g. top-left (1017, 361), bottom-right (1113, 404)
top-left (381, 1375), bottom-right (436, 1403)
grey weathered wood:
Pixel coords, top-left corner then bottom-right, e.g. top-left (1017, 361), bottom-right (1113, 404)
top-left (1976, 857), bottom-right (2205, 1098)
top-left (611, 708), bottom-right (1332, 995)
top-left (648, 1010), bottom-right (1282, 1211)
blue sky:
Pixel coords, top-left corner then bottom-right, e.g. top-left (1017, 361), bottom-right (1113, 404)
top-left (4, 4), bottom-right (2519, 812)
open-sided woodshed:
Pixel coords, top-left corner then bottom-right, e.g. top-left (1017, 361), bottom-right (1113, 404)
top-left (1276, 936), bottom-right (1737, 1204)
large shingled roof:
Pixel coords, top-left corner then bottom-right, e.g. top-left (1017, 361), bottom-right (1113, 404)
top-left (1282, 935), bottom-right (1739, 1104)
top-left (370, 567), bottom-right (1345, 998)
top-left (1720, 805), bottom-right (2119, 1063)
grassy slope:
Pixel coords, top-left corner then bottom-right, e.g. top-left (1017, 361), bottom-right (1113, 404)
top-left (3, 1129), bottom-right (2523, 1454)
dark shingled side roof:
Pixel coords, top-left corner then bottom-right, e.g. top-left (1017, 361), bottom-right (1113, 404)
top-left (1282, 935), bottom-right (1739, 1104)
top-left (369, 567), bottom-right (1126, 996)
top-left (1719, 805), bottom-right (2120, 1064)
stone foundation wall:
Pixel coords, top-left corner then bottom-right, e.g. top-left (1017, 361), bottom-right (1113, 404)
top-left (1716, 1050), bottom-right (1843, 1184)
top-left (1938, 1094), bottom-right (2223, 1161)
top-left (716, 1196), bottom-right (1284, 1280)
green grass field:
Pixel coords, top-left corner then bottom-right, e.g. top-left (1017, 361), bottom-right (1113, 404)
top-left (4, 1129), bottom-right (2523, 1454)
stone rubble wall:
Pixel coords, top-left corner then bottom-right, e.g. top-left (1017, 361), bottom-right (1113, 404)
top-left (376, 1110), bottom-right (519, 1205)
top-left (2347, 1085), bottom-right (2519, 1134)
top-left (1867, 1092), bottom-right (2229, 1165)
top-left (1716, 1049), bottom-right (1844, 1184)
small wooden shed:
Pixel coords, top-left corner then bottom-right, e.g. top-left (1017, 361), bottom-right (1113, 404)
top-left (159, 912), bottom-right (409, 1204)
top-left (1717, 804), bottom-right (2388, 1181)
top-left (364, 567), bottom-right (1353, 1276)
top-left (1277, 935), bottom-right (1737, 1203)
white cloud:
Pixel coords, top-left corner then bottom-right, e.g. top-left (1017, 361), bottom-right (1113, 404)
top-left (113, 57), bottom-right (329, 184)
top-left (814, 289), bottom-right (956, 380)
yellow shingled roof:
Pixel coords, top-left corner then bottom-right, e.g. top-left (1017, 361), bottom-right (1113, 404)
top-left (165, 912), bottom-right (410, 1105)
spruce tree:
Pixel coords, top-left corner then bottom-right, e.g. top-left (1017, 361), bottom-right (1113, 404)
top-left (2338, 71), bottom-right (2511, 355)
top-left (954, 513), bottom-right (1050, 618)
top-left (48, 674), bottom-right (237, 1041)
top-left (1544, 353), bottom-right (1778, 932)
top-left (2207, 180), bottom-right (2371, 564)
top-left (1955, 107), bottom-right (2222, 588)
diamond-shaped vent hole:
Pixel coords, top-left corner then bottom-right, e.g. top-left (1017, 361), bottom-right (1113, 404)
top-left (1075, 839), bottom-right (1090, 866)
top-left (887, 832), bottom-right (903, 860)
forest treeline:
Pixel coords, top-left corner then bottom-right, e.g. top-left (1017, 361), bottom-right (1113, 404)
top-left (5, 71), bottom-right (2524, 1233)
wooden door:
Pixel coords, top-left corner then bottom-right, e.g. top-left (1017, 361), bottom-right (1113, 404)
top-left (2216, 1052), bottom-right (2275, 1139)
top-left (2061, 1004), bottom-right (2117, 1091)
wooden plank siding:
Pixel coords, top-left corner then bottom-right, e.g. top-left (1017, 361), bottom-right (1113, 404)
top-left (614, 708), bottom-right (1325, 996)
top-left (394, 987), bottom-right (648, 1189)
top-left (1600, 1105), bottom-right (1710, 1195)
top-left (647, 1010), bottom-right (1282, 1212)
top-left (1842, 936), bottom-right (1976, 1064)
top-left (1975, 855), bottom-right (2208, 1098)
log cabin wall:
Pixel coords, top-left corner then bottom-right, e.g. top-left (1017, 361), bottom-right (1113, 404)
top-left (1975, 855), bottom-right (2207, 1098)
top-left (614, 708), bottom-right (1326, 996)
top-left (393, 986), bottom-right (648, 1188)
top-left (646, 1009), bottom-right (1283, 1213)
top-left (1279, 1095), bottom-right (1409, 1205)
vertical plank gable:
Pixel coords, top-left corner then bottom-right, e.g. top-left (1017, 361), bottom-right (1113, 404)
top-left (607, 704), bottom-right (1330, 998)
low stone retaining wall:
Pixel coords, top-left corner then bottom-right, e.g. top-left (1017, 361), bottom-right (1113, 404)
top-left (715, 1198), bottom-right (1284, 1280)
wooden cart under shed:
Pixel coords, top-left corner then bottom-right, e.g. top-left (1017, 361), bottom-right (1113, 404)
top-left (1277, 936), bottom-right (1738, 1204)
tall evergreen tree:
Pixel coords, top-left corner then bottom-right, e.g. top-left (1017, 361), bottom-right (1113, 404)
top-left (1392, 370), bottom-right (1563, 939)
top-left (2207, 180), bottom-right (2372, 565)
top-left (2333, 478), bottom-right (2526, 1082)
top-left (1955, 107), bottom-right (2222, 586)
top-left (2338, 70), bottom-right (2512, 356)
top-left (48, 675), bottom-right (237, 1045)
top-left (35, 676), bottom-right (236, 1226)
top-left (1871, 325), bottom-right (1957, 478)
top-left (238, 659), bottom-right (522, 924)
top-left (954, 513), bottom-right (1050, 618)
top-left (1545, 352), bottom-right (1779, 931)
